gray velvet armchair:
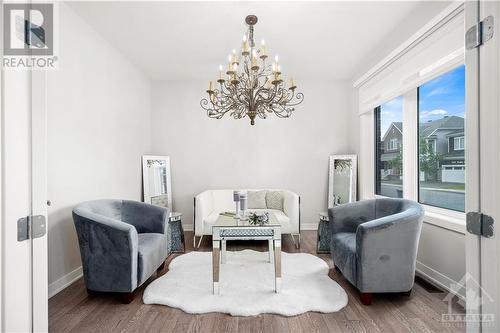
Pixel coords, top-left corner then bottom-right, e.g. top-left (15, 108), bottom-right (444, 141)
top-left (329, 198), bottom-right (424, 305)
top-left (73, 199), bottom-right (170, 303)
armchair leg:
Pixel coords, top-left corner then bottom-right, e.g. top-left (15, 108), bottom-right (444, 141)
top-left (121, 292), bottom-right (134, 304)
top-left (402, 288), bottom-right (412, 297)
top-left (290, 233), bottom-right (300, 249)
top-left (157, 261), bottom-right (166, 272)
top-left (196, 235), bottom-right (204, 249)
top-left (359, 292), bottom-right (373, 305)
top-left (86, 288), bottom-right (98, 296)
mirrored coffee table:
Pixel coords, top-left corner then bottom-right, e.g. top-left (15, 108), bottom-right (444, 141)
top-left (212, 214), bottom-right (281, 294)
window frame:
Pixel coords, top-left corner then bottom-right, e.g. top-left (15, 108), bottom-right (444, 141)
top-left (416, 66), bottom-right (465, 213)
top-left (371, 64), bottom-right (466, 230)
top-left (374, 106), bottom-right (382, 196)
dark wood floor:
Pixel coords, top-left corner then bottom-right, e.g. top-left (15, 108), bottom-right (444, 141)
top-left (49, 231), bottom-right (465, 333)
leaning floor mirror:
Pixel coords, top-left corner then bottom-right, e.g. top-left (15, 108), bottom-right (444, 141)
top-left (142, 155), bottom-right (172, 210)
top-left (328, 155), bottom-right (357, 207)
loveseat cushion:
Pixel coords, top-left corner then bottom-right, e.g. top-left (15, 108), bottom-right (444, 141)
top-left (266, 191), bottom-right (284, 210)
top-left (248, 190), bottom-right (267, 209)
top-left (137, 233), bottom-right (166, 286)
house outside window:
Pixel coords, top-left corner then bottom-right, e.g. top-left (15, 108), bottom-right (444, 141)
top-left (375, 96), bottom-right (403, 198)
top-left (418, 65), bottom-right (465, 212)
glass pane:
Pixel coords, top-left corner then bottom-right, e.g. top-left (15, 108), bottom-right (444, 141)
top-left (375, 96), bottom-right (403, 198)
top-left (418, 65), bottom-right (465, 212)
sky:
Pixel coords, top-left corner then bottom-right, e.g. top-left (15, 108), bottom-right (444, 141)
top-left (379, 65), bottom-right (465, 136)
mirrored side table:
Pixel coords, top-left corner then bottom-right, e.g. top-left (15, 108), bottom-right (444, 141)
top-left (316, 212), bottom-right (330, 254)
top-left (169, 212), bottom-right (185, 253)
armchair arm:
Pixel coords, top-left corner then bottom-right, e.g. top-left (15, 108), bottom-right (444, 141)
top-left (72, 209), bottom-right (139, 292)
top-left (122, 200), bottom-right (169, 234)
top-left (355, 207), bottom-right (424, 292)
top-left (194, 191), bottom-right (213, 236)
top-left (282, 191), bottom-right (300, 233)
top-left (328, 200), bottom-right (375, 235)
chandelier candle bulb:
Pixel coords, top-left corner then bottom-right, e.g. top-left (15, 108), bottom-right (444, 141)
top-left (242, 36), bottom-right (250, 55)
top-left (227, 61), bottom-right (234, 75)
top-left (251, 51), bottom-right (259, 70)
top-left (260, 40), bottom-right (267, 58)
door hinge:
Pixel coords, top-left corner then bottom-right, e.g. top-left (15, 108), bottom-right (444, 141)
top-left (466, 15), bottom-right (494, 50)
top-left (17, 215), bottom-right (46, 242)
top-left (466, 212), bottom-right (494, 238)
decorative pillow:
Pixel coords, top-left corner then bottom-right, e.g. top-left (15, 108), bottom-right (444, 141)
top-left (247, 190), bottom-right (267, 209)
top-left (266, 191), bottom-right (284, 211)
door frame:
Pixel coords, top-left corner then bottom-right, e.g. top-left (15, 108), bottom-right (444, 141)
top-left (464, 0), bottom-right (482, 331)
top-left (1, 1), bottom-right (48, 331)
top-left (465, 1), bottom-right (500, 332)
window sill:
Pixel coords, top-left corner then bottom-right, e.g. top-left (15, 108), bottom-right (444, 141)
top-left (423, 205), bottom-right (466, 234)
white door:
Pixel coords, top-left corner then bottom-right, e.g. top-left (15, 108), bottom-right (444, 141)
top-left (465, 1), bottom-right (500, 332)
top-left (1, 5), bottom-right (49, 332)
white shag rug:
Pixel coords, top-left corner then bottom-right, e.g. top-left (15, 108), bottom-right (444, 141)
top-left (143, 250), bottom-right (348, 316)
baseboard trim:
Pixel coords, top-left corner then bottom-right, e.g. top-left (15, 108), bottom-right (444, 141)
top-left (48, 266), bottom-right (83, 298)
top-left (416, 260), bottom-right (465, 301)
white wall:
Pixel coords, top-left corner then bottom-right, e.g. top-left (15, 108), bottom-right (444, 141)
top-left (417, 223), bottom-right (465, 298)
top-left (151, 80), bottom-right (352, 230)
top-left (46, 4), bottom-right (151, 296)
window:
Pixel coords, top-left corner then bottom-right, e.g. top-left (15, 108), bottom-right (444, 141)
top-left (418, 65), bottom-right (465, 212)
top-left (375, 96), bottom-right (403, 198)
top-left (454, 136), bottom-right (465, 150)
top-left (388, 138), bottom-right (398, 150)
top-left (428, 139), bottom-right (436, 153)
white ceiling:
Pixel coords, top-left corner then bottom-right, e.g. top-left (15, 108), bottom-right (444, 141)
top-left (69, 1), bottom-right (448, 81)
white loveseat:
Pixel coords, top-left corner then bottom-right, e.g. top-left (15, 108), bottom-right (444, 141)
top-left (194, 189), bottom-right (301, 248)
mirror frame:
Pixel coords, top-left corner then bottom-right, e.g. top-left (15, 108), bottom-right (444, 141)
top-left (328, 154), bottom-right (358, 208)
top-left (142, 155), bottom-right (172, 210)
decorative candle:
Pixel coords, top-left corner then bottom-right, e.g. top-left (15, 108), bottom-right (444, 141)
top-left (239, 193), bottom-right (248, 211)
top-left (219, 65), bottom-right (224, 80)
top-left (242, 35), bottom-right (250, 54)
top-left (233, 191), bottom-right (240, 202)
top-left (251, 50), bottom-right (258, 68)
top-left (232, 49), bottom-right (238, 63)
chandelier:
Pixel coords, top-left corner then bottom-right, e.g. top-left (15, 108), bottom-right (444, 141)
top-left (200, 15), bottom-right (304, 126)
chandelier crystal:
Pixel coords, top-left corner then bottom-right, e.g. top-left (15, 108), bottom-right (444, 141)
top-left (200, 15), bottom-right (304, 126)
